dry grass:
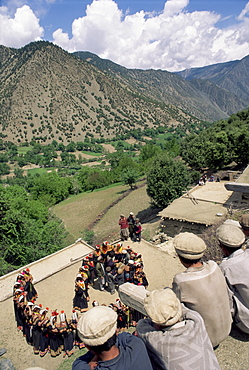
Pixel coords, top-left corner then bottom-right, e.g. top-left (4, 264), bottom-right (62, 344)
top-left (52, 182), bottom-right (156, 244)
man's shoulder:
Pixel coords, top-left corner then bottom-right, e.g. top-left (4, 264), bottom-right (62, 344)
top-left (173, 260), bottom-right (221, 283)
top-left (72, 351), bottom-right (93, 370)
top-left (220, 248), bottom-right (249, 270)
top-left (118, 332), bottom-right (151, 354)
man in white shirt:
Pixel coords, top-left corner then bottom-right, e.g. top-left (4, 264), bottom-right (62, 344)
top-left (172, 232), bottom-right (232, 348)
top-left (217, 223), bottom-right (249, 333)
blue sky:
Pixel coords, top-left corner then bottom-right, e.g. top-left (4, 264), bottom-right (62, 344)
top-left (0, 0), bottom-right (249, 71)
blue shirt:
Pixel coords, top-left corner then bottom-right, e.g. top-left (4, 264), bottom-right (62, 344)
top-left (72, 332), bottom-right (153, 370)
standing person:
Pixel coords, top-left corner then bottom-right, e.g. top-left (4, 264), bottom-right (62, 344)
top-left (105, 267), bottom-right (116, 295)
top-left (133, 218), bottom-right (142, 242)
top-left (93, 245), bottom-right (102, 264)
top-left (136, 288), bottom-right (221, 370)
top-left (73, 275), bottom-right (89, 312)
top-left (172, 232), bottom-right (232, 348)
top-left (127, 212), bottom-right (136, 240)
top-left (95, 256), bottom-right (106, 291)
top-left (133, 264), bottom-right (148, 288)
top-left (31, 304), bottom-right (42, 355)
top-left (23, 269), bottom-right (38, 301)
top-left (39, 307), bottom-right (50, 357)
top-left (48, 310), bottom-right (61, 357)
top-left (72, 306), bottom-right (153, 370)
top-left (119, 214), bottom-right (129, 241)
top-left (59, 311), bottom-right (75, 357)
top-left (216, 224), bottom-right (249, 334)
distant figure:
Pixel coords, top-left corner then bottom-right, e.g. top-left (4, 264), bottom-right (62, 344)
top-left (72, 306), bottom-right (153, 370)
top-left (217, 224), bottom-right (249, 334)
top-left (133, 218), bottom-right (142, 242)
top-left (127, 212), bottom-right (136, 239)
top-left (95, 256), bottom-right (106, 291)
top-left (172, 232), bottom-right (232, 347)
top-left (119, 214), bottom-right (129, 241)
top-left (137, 288), bottom-right (221, 370)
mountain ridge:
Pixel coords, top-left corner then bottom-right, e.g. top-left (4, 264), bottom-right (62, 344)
top-left (0, 41), bottom-right (248, 145)
top-left (0, 41), bottom-right (201, 144)
top-left (73, 51), bottom-right (249, 120)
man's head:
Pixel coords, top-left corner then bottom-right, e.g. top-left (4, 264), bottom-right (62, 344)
top-left (216, 224), bottom-right (245, 256)
top-left (77, 306), bottom-right (117, 351)
top-left (144, 288), bottom-right (182, 327)
top-left (173, 232), bottom-right (206, 265)
top-left (240, 214), bottom-right (249, 237)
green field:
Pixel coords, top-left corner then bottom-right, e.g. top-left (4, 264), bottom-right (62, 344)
top-left (81, 150), bottom-right (102, 157)
top-left (27, 167), bottom-right (56, 175)
top-left (17, 145), bottom-right (32, 155)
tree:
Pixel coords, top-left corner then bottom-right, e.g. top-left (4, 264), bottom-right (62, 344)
top-left (147, 154), bottom-right (191, 208)
top-left (139, 144), bottom-right (162, 163)
top-left (122, 168), bottom-right (140, 189)
top-left (0, 185), bottom-right (67, 274)
top-left (0, 162), bottom-right (10, 175)
top-left (28, 172), bottom-right (71, 205)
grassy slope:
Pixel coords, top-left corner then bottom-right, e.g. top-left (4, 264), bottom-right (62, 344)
top-left (52, 181), bottom-right (153, 245)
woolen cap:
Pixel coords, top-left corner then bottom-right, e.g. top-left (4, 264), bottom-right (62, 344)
top-left (240, 214), bottom-right (249, 229)
top-left (77, 306), bottom-right (117, 346)
top-left (216, 224), bottom-right (245, 248)
top-left (144, 288), bottom-right (182, 326)
top-left (173, 232), bottom-right (206, 259)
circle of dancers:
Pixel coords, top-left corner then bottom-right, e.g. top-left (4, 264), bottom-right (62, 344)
top-left (13, 242), bottom-right (148, 358)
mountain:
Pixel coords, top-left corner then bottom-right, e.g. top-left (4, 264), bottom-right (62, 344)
top-left (177, 55), bottom-right (249, 109)
top-left (0, 41), bottom-right (201, 144)
top-left (1, 41), bottom-right (248, 145)
top-left (73, 51), bottom-right (249, 120)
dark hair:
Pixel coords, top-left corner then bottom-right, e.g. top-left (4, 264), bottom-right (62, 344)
top-left (220, 243), bottom-right (241, 255)
top-left (88, 333), bottom-right (117, 354)
top-left (179, 255), bottom-right (201, 265)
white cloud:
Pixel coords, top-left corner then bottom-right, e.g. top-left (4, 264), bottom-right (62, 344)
top-left (0, 0), bottom-right (249, 71)
top-left (0, 5), bottom-right (44, 48)
top-left (52, 0), bottom-right (249, 71)
top-left (238, 2), bottom-right (249, 21)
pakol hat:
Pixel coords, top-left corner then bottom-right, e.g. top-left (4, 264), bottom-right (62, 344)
top-left (173, 232), bottom-right (206, 260)
top-left (216, 224), bottom-right (245, 248)
top-left (77, 306), bottom-right (117, 346)
top-left (240, 214), bottom-right (249, 230)
top-left (144, 288), bottom-right (182, 326)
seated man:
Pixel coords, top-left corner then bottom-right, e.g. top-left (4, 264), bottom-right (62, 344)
top-left (216, 224), bottom-right (249, 333)
top-left (172, 232), bottom-right (232, 348)
top-left (72, 305), bottom-right (153, 370)
top-left (136, 288), bottom-right (221, 370)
